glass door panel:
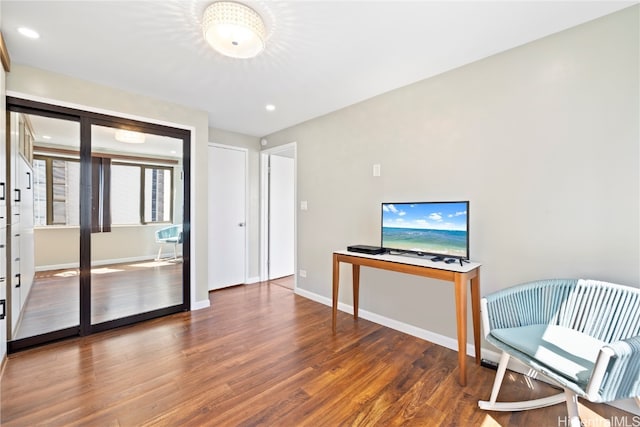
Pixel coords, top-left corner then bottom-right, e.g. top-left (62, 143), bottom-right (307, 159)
top-left (9, 113), bottom-right (80, 340)
top-left (89, 124), bottom-right (184, 325)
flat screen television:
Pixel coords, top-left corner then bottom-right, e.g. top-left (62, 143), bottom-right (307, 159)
top-left (381, 201), bottom-right (469, 259)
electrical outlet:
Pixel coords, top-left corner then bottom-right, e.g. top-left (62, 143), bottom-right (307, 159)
top-left (300, 201), bottom-right (308, 210)
top-left (299, 269), bottom-right (307, 278)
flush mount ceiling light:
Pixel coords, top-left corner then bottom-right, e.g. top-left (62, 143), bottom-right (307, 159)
top-left (202, 1), bottom-right (266, 59)
top-left (115, 129), bottom-right (145, 144)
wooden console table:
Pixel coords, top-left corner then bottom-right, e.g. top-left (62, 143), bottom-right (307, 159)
top-left (332, 250), bottom-right (481, 386)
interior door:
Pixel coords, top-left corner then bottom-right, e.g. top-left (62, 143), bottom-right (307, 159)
top-left (268, 154), bottom-right (294, 280)
top-left (208, 144), bottom-right (246, 290)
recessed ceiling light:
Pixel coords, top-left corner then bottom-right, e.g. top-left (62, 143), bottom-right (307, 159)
top-left (18, 27), bottom-right (40, 39)
top-left (170, 150), bottom-right (177, 154)
top-left (265, 104), bottom-right (276, 111)
top-left (42, 135), bottom-right (51, 140)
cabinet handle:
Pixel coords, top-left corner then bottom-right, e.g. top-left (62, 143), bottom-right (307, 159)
top-left (14, 188), bottom-right (20, 202)
top-left (0, 182), bottom-right (4, 201)
top-left (15, 273), bottom-right (21, 288)
top-left (0, 299), bottom-right (5, 320)
top-left (26, 172), bottom-right (31, 190)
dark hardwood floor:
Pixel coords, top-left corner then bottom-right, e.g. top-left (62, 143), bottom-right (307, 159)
top-left (1, 282), bottom-right (635, 426)
top-left (269, 274), bottom-right (294, 290)
top-left (14, 260), bottom-right (183, 339)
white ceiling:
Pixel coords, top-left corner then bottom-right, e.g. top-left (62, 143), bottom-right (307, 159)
top-left (2, 1), bottom-right (635, 137)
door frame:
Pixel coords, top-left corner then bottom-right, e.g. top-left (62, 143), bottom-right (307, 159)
top-left (208, 143), bottom-right (249, 287)
top-left (259, 142), bottom-right (297, 285)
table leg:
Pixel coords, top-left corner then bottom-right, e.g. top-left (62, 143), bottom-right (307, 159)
top-left (454, 272), bottom-right (468, 386)
top-left (332, 253), bottom-right (340, 334)
top-left (470, 270), bottom-right (481, 365)
top-left (352, 264), bottom-right (360, 320)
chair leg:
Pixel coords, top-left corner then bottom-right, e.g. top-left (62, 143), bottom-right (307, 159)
top-left (156, 245), bottom-right (163, 261)
top-left (489, 351), bottom-right (510, 404)
top-left (479, 351), bottom-right (566, 411)
top-left (173, 242), bottom-right (177, 260)
top-left (565, 390), bottom-right (581, 427)
top-left (635, 396), bottom-right (640, 408)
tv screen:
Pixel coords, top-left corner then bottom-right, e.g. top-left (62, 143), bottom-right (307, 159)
top-left (381, 201), bottom-right (469, 259)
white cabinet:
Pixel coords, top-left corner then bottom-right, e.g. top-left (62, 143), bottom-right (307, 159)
top-left (0, 228), bottom-right (6, 361)
top-left (18, 157), bottom-right (34, 307)
top-left (7, 112), bottom-right (35, 338)
top-left (9, 227), bottom-right (19, 334)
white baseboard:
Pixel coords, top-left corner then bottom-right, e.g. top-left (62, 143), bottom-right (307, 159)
top-left (191, 299), bottom-right (210, 311)
top-left (35, 255), bottom-right (161, 272)
top-left (294, 287), bottom-right (474, 356)
top-left (245, 276), bottom-right (260, 284)
top-left (294, 287), bottom-right (640, 416)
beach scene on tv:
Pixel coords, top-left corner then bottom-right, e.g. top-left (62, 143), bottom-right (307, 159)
top-left (382, 202), bottom-right (468, 257)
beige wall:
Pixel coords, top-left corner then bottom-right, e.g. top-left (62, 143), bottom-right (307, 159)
top-left (209, 127), bottom-right (261, 280)
top-left (7, 64), bottom-right (211, 306)
top-left (265, 7), bottom-right (639, 341)
top-left (34, 225), bottom-right (179, 269)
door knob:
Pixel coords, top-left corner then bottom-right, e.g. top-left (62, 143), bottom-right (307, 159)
top-left (238, 222), bottom-right (245, 227)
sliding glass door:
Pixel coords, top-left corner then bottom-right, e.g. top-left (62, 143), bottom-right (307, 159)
top-left (89, 123), bottom-right (185, 329)
top-left (7, 98), bottom-right (190, 351)
top-left (9, 112), bottom-right (81, 342)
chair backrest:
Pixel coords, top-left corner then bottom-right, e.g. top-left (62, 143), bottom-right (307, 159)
top-left (565, 280), bottom-right (640, 343)
top-left (155, 224), bottom-right (183, 241)
top-left (485, 279), bottom-right (640, 343)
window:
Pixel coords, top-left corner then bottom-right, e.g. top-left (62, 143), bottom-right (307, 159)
top-left (33, 156), bottom-right (80, 226)
top-left (143, 167), bottom-right (172, 223)
top-left (35, 155), bottom-right (173, 227)
top-left (111, 164), bottom-right (141, 225)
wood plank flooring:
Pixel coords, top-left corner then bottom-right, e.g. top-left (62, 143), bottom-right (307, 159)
top-left (14, 260), bottom-right (182, 339)
top-left (1, 281), bottom-right (635, 426)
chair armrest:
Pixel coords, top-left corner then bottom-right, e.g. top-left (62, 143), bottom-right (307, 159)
top-left (589, 335), bottom-right (640, 402)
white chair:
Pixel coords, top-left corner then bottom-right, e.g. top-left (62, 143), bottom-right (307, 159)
top-left (155, 224), bottom-right (183, 260)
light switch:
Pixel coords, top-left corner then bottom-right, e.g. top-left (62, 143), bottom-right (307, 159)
top-left (373, 164), bottom-right (381, 177)
top-left (300, 201), bottom-right (308, 210)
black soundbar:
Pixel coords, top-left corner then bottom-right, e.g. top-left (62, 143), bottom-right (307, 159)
top-left (347, 245), bottom-right (386, 255)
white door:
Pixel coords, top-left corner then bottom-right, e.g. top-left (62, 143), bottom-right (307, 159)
top-left (208, 145), bottom-right (246, 290)
top-left (268, 154), bottom-right (294, 280)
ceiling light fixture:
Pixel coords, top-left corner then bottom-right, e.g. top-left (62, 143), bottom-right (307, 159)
top-left (265, 104), bottom-right (275, 111)
top-left (202, 1), bottom-right (266, 59)
top-left (18, 27), bottom-right (40, 39)
top-left (115, 129), bottom-right (145, 144)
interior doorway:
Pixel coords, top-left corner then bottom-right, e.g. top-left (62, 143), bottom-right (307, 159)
top-left (260, 142), bottom-right (296, 285)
